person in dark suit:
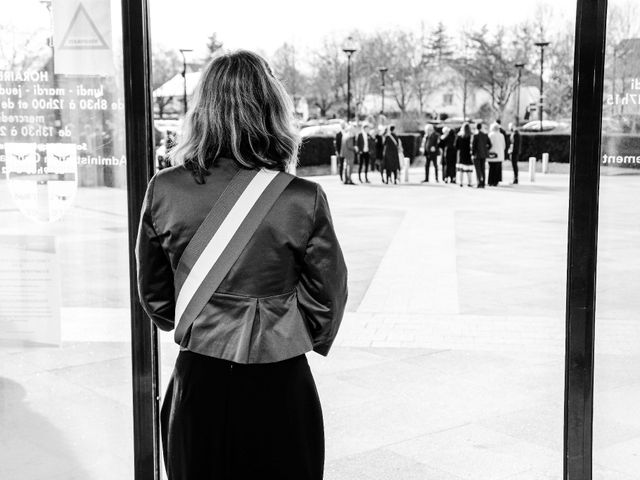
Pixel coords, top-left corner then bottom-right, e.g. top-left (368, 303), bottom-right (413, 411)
top-left (508, 122), bottom-right (521, 184)
top-left (438, 126), bottom-right (457, 183)
top-left (421, 124), bottom-right (440, 182)
top-left (471, 122), bottom-right (492, 188)
top-left (356, 124), bottom-right (374, 183)
top-left (382, 125), bottom-right (401, 184)
top-left (375, 126), bottom-right (385, 182)
top-left (137, 50), bottom-right (348, 480)
top-left (334, 121), bottom-right (346, 182)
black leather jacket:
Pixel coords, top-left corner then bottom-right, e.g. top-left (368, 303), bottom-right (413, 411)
top-left (135, 157), bottom-right (348, 363)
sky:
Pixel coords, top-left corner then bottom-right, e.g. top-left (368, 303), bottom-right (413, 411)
top-left (148, 0), bottom-right (577, 59)
top-left (7, 0), bottom-right (578, 67)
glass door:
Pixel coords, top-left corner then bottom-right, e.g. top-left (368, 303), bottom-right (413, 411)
top-left (0, 1), bottom-right (134, 478)
top-left (593, 1), bottom-right (640, 477)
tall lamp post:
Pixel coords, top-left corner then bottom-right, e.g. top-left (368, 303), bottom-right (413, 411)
top-left (534, 41), bottom-right (550, 132)
top-left (342, 37), bottom-right (357, 122)
top-left (379, 67), bottom-right (388, 115)
top-left (179, 48), bottom-right (193, 115)
top-left (514, 62), bottom-right (525, 126)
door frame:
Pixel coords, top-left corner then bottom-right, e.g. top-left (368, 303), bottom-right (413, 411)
top-left (121, 0), bottom-right (160, 479)
top-left (121, 0), bottom-right (610, 479)
top-left (564, 0), bottom-right (608, 478)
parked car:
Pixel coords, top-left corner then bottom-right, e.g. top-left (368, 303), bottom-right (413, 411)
top-left (300, 123), bottom-right (343, 138)
top-left (520, 120), bottom-right (570, 132)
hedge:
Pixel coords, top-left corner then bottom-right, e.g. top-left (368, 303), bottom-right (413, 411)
top-left (601, 134), bottom-right (640, 169)
top-left (300, 132), bottom-right (640, 169)
top-left (298, 133), bottom-right (423, 168)
top-left (518, 133), bottom-right (570, 163)
top-left (519, 132), bottom-right (640, 168)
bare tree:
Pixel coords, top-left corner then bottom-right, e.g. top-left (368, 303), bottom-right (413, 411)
top-left (271, 42), bottom-right (307, 103)
top-left (152, 44), bottom-right (182, 118)
top-left (308, 39), bottom-right (345, 117)
top-left (462, 26), bottom-right (521, 120)
top-left (364, 30), bottom-right (417, 113)
top-left (544, 22), bottom-right (575, 118)
top-left (0, 23), bottom-right (49, 71)
top-left (607, 1), bottom-right (640, 115)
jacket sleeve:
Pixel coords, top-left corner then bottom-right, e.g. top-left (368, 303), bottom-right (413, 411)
top-left (296, 184), bottom-right (348, 356)
top-left (135, 175), bottom-right (176, 331)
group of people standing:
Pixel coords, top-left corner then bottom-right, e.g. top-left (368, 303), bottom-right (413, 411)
top-left (334, 119), bottom-right (522, 188)
top-left (334, 122), bottom-right (407, 185)
top-left (421, 120), bottom-right (521, 188)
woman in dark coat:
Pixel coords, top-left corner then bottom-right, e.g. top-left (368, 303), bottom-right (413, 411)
top-left (136, 50), bottom-right (348, 480)
top-left (382, 125), bottom-right (401, 184)
top-left (439, 127), bottom-right (457, 183)
top-left (374, 127), bottom-right (385, 181)
top-left (455, 122), bottom-right (474, 187)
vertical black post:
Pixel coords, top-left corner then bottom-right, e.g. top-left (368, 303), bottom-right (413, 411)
top-left (346, 55), bottom-right (352, 122)
top-left (182, 57), bottom-right (188, 114)
top-left (379, 67), bottom-right (387, 116)
top-left (179, 48), bottom-right (192, 115)
top-left (539, 47), bottom-right (544, 130)
top-left (515, 63), bottom-right (524, 126)
top-left (564, 0), bottom-right (608, 479)
top-left (535, 41), bottom-right (550, 132)
top-left (121, 0), bottom-right (160, 479)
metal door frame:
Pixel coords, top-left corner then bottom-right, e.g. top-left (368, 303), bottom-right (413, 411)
top-left (120, 0), bottom-right (610, 478)
top-left (564, 0), bottom-right (608, 478)
top-left (121, 0), bottom-right (160, 479)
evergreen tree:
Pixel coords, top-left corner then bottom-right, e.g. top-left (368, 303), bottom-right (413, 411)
top-left (427, 22), bottom-right (453, 65)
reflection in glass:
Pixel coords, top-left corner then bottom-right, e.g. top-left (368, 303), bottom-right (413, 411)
top-left (593, 1), bottom-right (640, 478)
top-left (0, 1), bottom-right (133, 478)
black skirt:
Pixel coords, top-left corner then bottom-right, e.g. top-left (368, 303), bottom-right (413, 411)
top-left (488, 162), bottom-right (502, 185)
top-left (161, 350), bottom-right (324, 480)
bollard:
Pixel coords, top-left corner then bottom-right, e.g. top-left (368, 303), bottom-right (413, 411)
top-left (529, 156), bottom-right (536, 182)
top-left (403, 157), bottom-right (410, 183)
top-left (542, 153), bottom-right (549, 174)
top-left (330, 155), bottom-right (337, 175)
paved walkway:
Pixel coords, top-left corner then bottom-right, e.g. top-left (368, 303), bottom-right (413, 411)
top-left (1, 166), bottom-right (639, 480)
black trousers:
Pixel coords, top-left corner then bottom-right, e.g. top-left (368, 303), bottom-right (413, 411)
top-left (487, 161), bottom-right (502, 186)
top-left (511, 154), bottom-right (519, 181)
top-left (474, 157), bottom-right (486, 186)
top-left (161, 350), bottom-right (324, 480)
top-left (337, 156), bottom-right (344, 181)
top-left (425, 154), bottom-right (439, 181)
top-left (358, 152), bottom-right (370, 180)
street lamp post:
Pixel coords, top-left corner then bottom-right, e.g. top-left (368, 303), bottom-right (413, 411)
top-left (534, 41), bottom-right (550, 132)
top-left (514, 63), bottom-right (525, 126)
top-left (342, 37), bottom-right (357, 122)
top-left (379, 67), bottom-right (388, 115)
top-left (179, 48), bottom-right (193, 115)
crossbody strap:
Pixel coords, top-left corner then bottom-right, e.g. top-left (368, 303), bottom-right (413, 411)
top-left (173, 167), bottom-right (293, 344)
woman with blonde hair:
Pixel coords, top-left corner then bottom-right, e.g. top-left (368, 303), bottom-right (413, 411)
top-left (136, 50), bottom-right (348, 479)
top-left (455, 122), bottom-right (474, 187)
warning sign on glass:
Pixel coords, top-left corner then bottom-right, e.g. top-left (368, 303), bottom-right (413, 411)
top-left (52, 0), bottom-right (114, 76)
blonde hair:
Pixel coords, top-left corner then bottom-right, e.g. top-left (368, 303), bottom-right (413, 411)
top-left (170, 50), bottom-right (300, 182)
